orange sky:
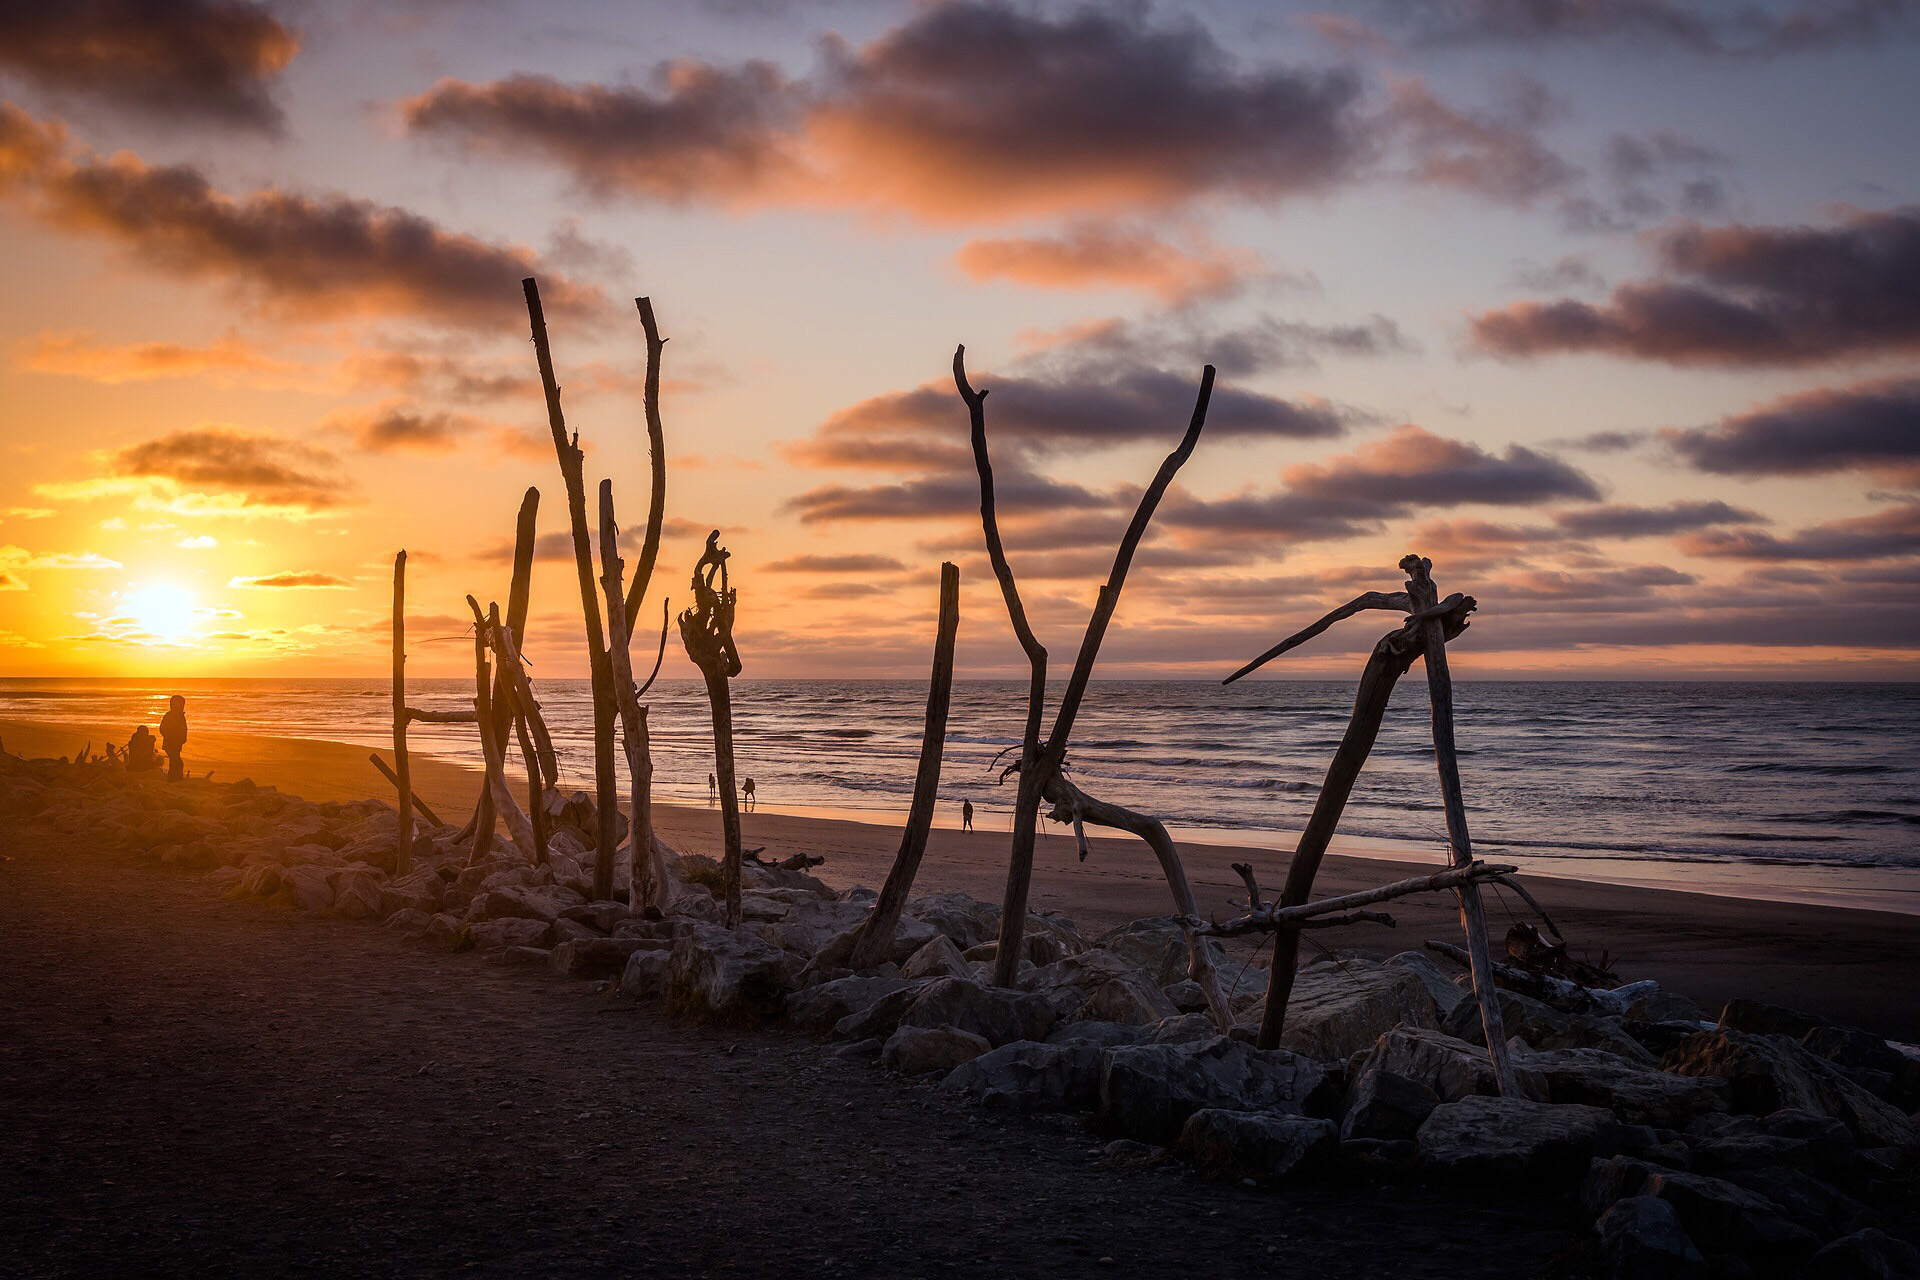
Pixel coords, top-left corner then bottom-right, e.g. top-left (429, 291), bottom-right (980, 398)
top-left (0, 1), bottom-right (1916, 682)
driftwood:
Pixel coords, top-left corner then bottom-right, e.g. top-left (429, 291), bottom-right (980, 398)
top-left (1402, 555), bottom-right (1516, 1096)
top-left (847, 562), bottom-right (961, 970)
top-left (390, 550), bottom-right (412, 874)
top-left (466, 597), bottom-right (537, 862)
top-left (622, 297), bottom-right (668, 634)
top-left (599, 480), bottom-right (676, 915)
top-left (1192, 860), bottom-right (1518, 936)
top-left (1223, 592), bottom-right (1472, 1050)
top-left (956, 346), bottom-right (1224, 1020)
top-left (523, 276), bottom-right (620, 897)
top-left (679, 530), bottom-right (744, 927)
top-left (368, 753), bottom-right (442, 827)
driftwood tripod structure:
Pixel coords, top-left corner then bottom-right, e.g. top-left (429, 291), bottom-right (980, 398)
top-left (680, 531), bottom-right (745, 927)
top-left (387, 548), bottom-right (482, 873)
top-left (956, 347), bottom-right (1235, 1030)
top-left (1220, 554), bottom-right (1519, 1094)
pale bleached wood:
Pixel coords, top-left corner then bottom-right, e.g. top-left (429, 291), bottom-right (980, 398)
top-left (467, 597), bottom-right (537, 862)
top-left (391, 550), bottom-right (412, 874)
top-left (1191, 860), bottom-right (1518, 937)
top-left (599, 479), bottom-right (676, 914)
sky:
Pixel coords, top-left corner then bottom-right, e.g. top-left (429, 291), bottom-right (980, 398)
top-left (0, 0), bottom-right (1916, 682)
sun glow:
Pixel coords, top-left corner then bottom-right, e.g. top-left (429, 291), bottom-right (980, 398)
top-left (121, 583), bottom-right (198, 642)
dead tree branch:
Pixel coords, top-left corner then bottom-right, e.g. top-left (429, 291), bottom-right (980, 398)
top-left (680, 530), bottom-right (745, 927)
top-left (1190, 860), bottom-right (1517, 937)
top-left (600, 480), bottom-right (676, 915)
top-left (390, 550), bottom-right (411, 873)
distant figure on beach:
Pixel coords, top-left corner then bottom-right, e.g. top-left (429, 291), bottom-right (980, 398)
top-left (123, 725), bottom-right (159, 773)
top-left (708, 772), bottom-right (716, 805)
top-left (160, 695), bottom-right (188, 782)
top-left (962, 799), bottom-right (974, 832)
top-left (743, 777), bottom-right (756, 811)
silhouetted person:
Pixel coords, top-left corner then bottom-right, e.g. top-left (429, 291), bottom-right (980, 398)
top-left (743, 777), bottom-right (756, 811)
top-left (962, 799), bottom-right (974, 832)
top-left (160, 695), bottom-right (187, 782)
top-left (708, 772), bottom-right (717, 805)
top-left (124, 725), bottom-right (159, 773)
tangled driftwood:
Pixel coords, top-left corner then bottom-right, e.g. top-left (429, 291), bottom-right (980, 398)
top-left (680, 530), bottom-right (745, 927)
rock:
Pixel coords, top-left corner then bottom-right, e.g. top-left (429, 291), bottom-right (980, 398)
top-left (663, 923), bottom-right (797, 1017)
top-left (479, 885), bottom-right (565, 924)
top-left (330, 866), bottom-right (385, 920)
top-left (560, 900), bottom-right (631, 932)
top-left (1045, 1020), bottom-right (1146, 1048)
top-left (1353, 1027), bottom-right (1546, 1104)
top-left (1022, 951), bottom-right (1176, 1025)
top-left (379, 869), bottom-right (444, 917)
top-left (815, 915), bottom-right (940, 968)
top-left (739, 859), bottom-right (834, 896)
top-left (1803, 1025), bottom-right (1910, 1080)
top-left (1687, 1109), bottom-right (1855, 1172)
top-left (1720, 1165), bottom-right (1870, 1237)
top-left (904, 891), bottom-right (1001, 950)
top-left (1581, 1157), bottom-right (1819, 1254)
top-left (895, 977), bottom-right (1059, 1047)
top-left (832, 984), bottom-right (929, 1042)
top-left (1178, 1109), bottom-right (1337, 1181)
top-left (941, 1040), bottom-right (1106, 1112)
top-left (1594, 1196), bottom-right (1707, 1279)
top-left (418, 912), bottom-right (465, 951)
top-left (489, 945), bottom-right (551, 968)
top-left (1275, 960), bottom-right (1441, 1062)
top-left (1663, 1031), bottom-right (1919, 1150)
top-left (383, 907), bottom-right (430, 934)
top-left (1626, 988), bottom-right (1707, 1025)
top-left (1341, 1068), bottom-right (1439, 1142)
top-left (1385, 950), bottom-right (1468, 1019)
top-left (1804, 1229), bottom-right (1920, 1280)
top-left (1093, 917), bottom-right (1223, 986)
top-left (1146, 1013), bottom-right (1229, 1045)
top-left (755, 897), bottom-right (872, 956)
top-left (786, 975), bottom-right (912, 1035)
top-left (1719, 997), bottom-right (1827, 1040)
top-left (1448, 987), bottom-right (1655, 1064)
top-left (882, 1024), bottom-right (992, 1075)
top-left (1526, 1047), bottom-right (1730, 1127)
top-left (550, 938), bottom-right (656, 980)
top-left (964, 930), bottom-right (1075, 970)
top-left (619, 947), bottom-right (673, 999)
top-left (1416, 1096), bottom-right (1618, 1181)
top-left (1100, 1036), bottom-right (1325, 1146)
top-left (465, 917), bottom-right (551, 951)
top-left (1163, 980), bottom-right (1211, 1013)
top-left (901, 935), bottom-right (973, 981)
top-left (278, 864), bottom-right (335, 912)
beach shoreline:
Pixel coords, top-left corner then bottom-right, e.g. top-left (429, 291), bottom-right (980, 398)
top-left (6, 713), bottom-right (1920, 1041)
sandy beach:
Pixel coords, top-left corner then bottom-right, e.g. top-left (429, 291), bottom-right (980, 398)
top-left (7, 714), bottom-right (1917, 1043)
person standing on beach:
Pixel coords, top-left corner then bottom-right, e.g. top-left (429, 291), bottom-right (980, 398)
top-left (708, 773), bottom-right (716, 805)
top-left (962, 799), bottom-right (974, 832)
top-left (159, 695), bottom-right (188, 782)
top-left (743, 777), bottom-right (756, 811)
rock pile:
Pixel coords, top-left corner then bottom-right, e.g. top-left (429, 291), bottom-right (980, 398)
top-left (5, 753), bottom-right (1916, 1279)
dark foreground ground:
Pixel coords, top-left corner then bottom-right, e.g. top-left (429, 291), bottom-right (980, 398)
top-left (0, 818), bottom-right (1593, 1279)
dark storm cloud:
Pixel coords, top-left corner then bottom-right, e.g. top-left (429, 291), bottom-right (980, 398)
top-left (1664, 376), bottom-right (1920, 486)
top-left (1369, 0), bottom-right (1919, 56)
top-left (0, 0), bottom-right (298, 131)
top-left (0, 105), bottom-right (604, 330)
top-left (1471, 207), bottom-right (1920, 366)
top-left (399, 1), bottom-right (1370, 222)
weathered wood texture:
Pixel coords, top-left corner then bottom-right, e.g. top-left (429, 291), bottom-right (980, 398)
top-left (390, 550), bottom-right (411, 874)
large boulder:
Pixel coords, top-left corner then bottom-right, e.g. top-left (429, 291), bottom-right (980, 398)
top-left (1100, 1036), bottom-right (1326, 1146)
top-left (1594, 1196), bottom-right (1707, 1279)
top-left (832, 984), bottom-right (929, 1042)
top-left (619, 947), bottom-right (672, 999)
top-left (900, 935), bottom-right (972, 981)
top-left (753, 897), bottom-right (872, 956)
top-left (941, 1041), bottom-right (1105, 1113)
top-left (1582, 1156), bottom-right (1818, 1256)
top-left (479, 884), bottom-right (566, 924)
top-left (1385, 950), bottom-right (1469, 1020)
top-left (1416, 1096), bottom-right (1618, 1181)
top-left (786, 976), bottom-right (912, 1035)
top-left (1094, 917), bottom-right (1221, 986)
top-left (1526, 1047), bottom-right (1730, 1128)
top-left (466, 917), bottom-right (551, 951)
top-left (277, 864), bottom-right (335, 912)
top-left (1021, 951), bottom-right (1177, 1026)
top-left (1177, 1109), bottom-right (1337, 1181)
top-left (550, 937), bottom-right (657, 980)
top-left (379, 868), bottom-right (444, 917)
top-left (1274, 960), bottom-right (1440, 1062)
top-left (1352, 1027), bottom-right (1546, 1104)
top-left (1341, 1068), bottom-right (1440, 1142)
top-left (894, 977), bottom-right (1059, 1047)
top-left (1663, 1031), bottom-right (1919, 1150)
top-left (665, 922), bottom-right (797, 1018)
top-left (330, 865), bottom-right (385, 920)
top-left (882, 1024), bottom-right (991, 1076)
top-left (904, 892), bottom-right (1001, 950)
top-left (1804, 1229), bottom-right (1920, 1280)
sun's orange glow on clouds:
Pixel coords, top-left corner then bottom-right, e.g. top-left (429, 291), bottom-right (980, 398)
top-left (0, 0), bottom-right (1916, 681)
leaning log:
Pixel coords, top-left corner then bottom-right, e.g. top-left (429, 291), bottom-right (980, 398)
top-left (848, 562), bottom-right (961, 969)
top-left (368, 753), bottom-right (442, 827)
top-left (390, 550), bottom-right (411, 874)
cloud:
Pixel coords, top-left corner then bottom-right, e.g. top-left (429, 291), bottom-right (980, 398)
top-left (1470, 206), bottom-right (1920, 366)
top-left (1664, 376), bottom-right (1920, 487)
top-left (765, 554), bottom-right (909, 572)
top-left (1552, 499), bottom-right (1767, 537)
top-left (0, 0), bottom-right (298, 131)
top-left (16, 329), bottom-right (301, 386)
top-left (1367, 0), bottom-right (1920, 57)
top-left (0, 104), bottom-right (603, 331)
top-left (1164, 424), bottom-right (1600, 541)
top-left (953, 222), bottom-right (1265, 302)
top-left (1023, 310), bottom-right (1415, 378)
top-left (400, 1), bottom-right (1370, 224)
top-left (787, 469), bottom-right (1112, 525)
top-left (1679, 502), bottom-right (1920, 561)
top-left (28, 551), bottom-right (122, 569)
top-left (101, 426), bottom-right (354, 516)
top-left (1388, 76), bottom-right (1578, 207)
top-left (177, 535), bottom-right (217, 549)
top-left (228, 571), bottom-right (352, 588)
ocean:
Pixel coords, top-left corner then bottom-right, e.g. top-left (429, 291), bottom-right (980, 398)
top-left (4, 678), bottom-right (1916, 912)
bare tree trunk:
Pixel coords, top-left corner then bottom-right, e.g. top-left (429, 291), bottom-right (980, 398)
top-left (849, 562), bottom-right (961, 969)
top-left (705, 669), bottom-right (743, 927)
top-left (623, 297), bottom-right (667, 633)
top-left (522, 277), bottom-right (619, 898)
top-left (679, 532), bottom-right (744, 927)
top-left (467, 598), bottom-right (538, 862)
top-left (598, 480), bottom-right (674, 913)
top-left (391, 550), bottom-right (412, 874)
top-left (1402, 555), bottom-right (1516, 1096)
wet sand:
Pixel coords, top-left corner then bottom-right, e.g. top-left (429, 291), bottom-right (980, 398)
top-left (6, 715), bottom-right (1918, 1042)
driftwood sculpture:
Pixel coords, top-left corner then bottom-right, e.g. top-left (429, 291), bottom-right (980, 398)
top-left (466, 597), bottom-right (538, 861)
top-left (680, 530), bottom-right (745, 927)
top-left (1221, 554), bottom-right (1517, 1093)
top-left (466, 488), bottom-right (541, 863)
top-left (599, 479), bottom-right (676, 914)
top-left (523, 276), bottom-right (620, 898)
top-left (955, 347), bottom-right (1232, 1028)
top-left (391, 550), bottom-right (411, 873)
top-left (845, 561), bottom-right (961, 969)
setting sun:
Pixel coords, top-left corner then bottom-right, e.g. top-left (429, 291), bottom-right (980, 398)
top-left (121, 583), bottom-right (197, 643)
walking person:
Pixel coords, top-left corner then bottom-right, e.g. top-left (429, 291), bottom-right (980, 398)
top-left (962, 799), bottom-right (974, 832)
top-left (743, 777), bottom-right (756, 811)
top-left (159, 695), bottom-right (188, 782)
top-left (708, 772), bottom-right (717, 805)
